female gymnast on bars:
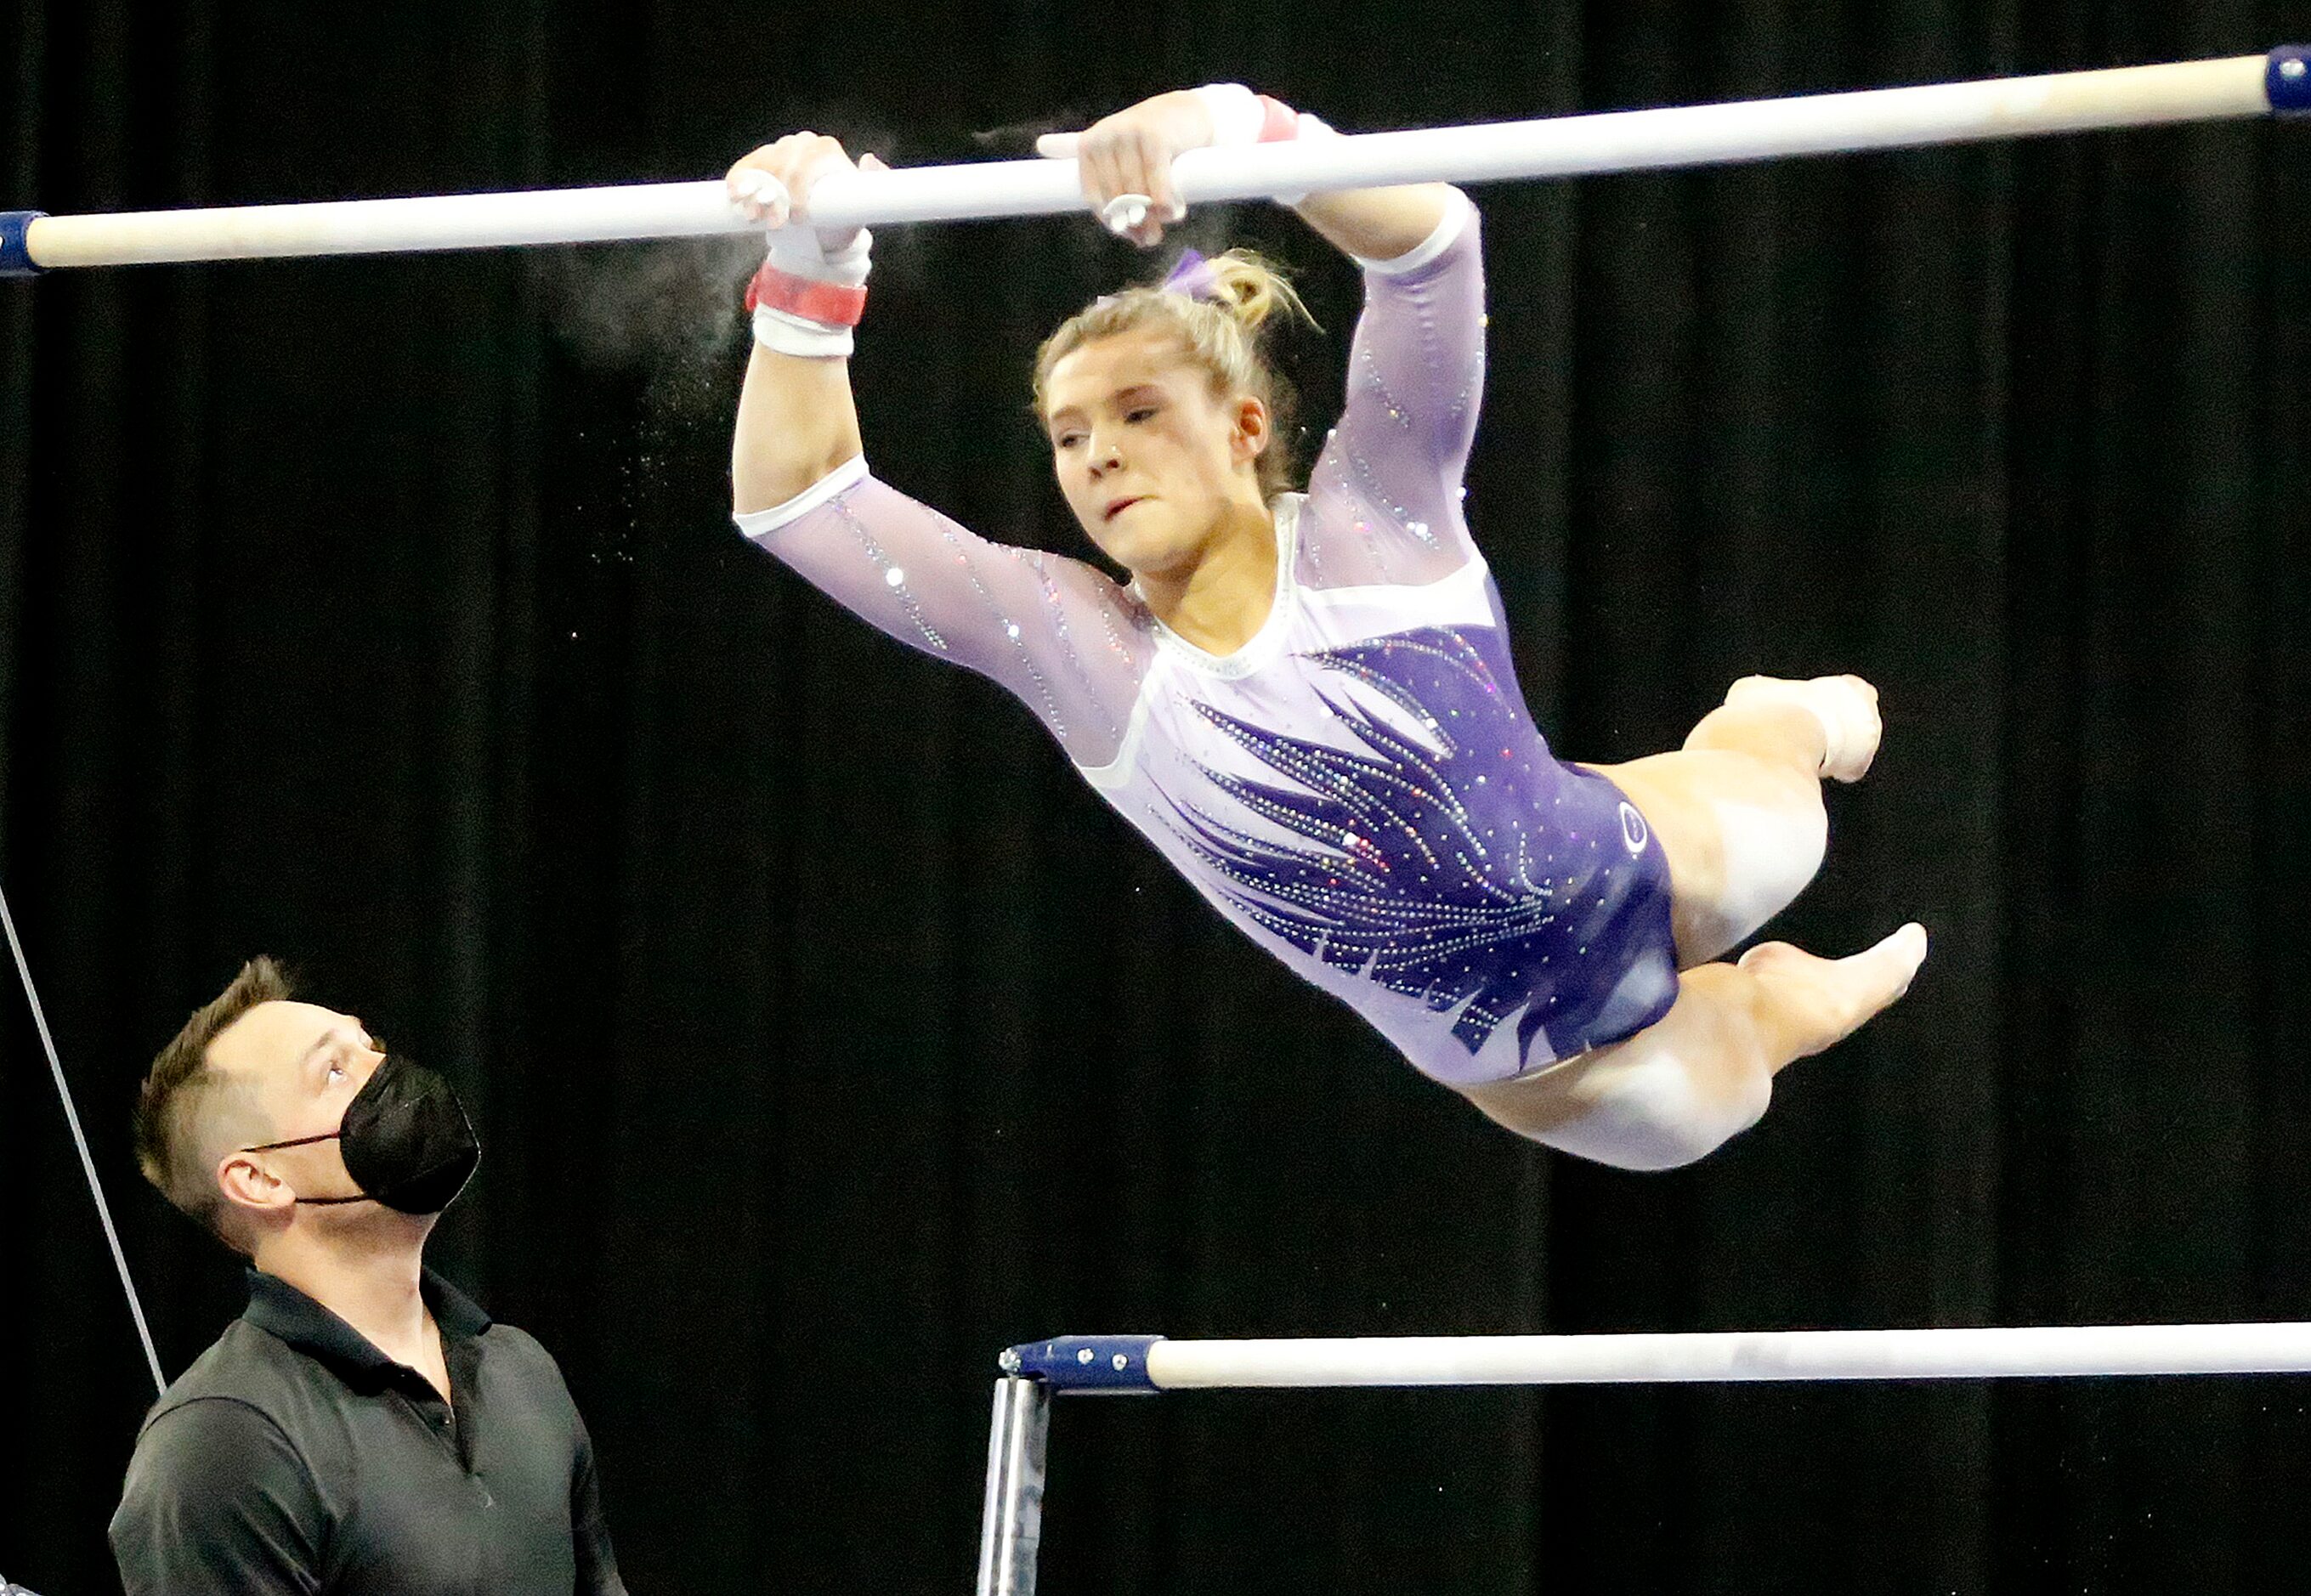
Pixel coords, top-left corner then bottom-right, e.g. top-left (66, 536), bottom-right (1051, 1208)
top-left (721, 86), bottom-right (1927, 1172)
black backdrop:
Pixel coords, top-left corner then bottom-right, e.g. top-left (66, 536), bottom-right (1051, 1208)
top-left (4, 2), bottom-right (2309, 1592)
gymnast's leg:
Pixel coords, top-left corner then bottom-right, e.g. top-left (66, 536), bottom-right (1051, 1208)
top-left (1457, 920), bottom-right (1929, 1171)
top-left (1593, 674), bottom-right (1881, 965)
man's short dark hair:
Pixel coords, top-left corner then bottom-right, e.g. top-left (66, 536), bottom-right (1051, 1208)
top-left (136, 957), bottom-right (294, 1246)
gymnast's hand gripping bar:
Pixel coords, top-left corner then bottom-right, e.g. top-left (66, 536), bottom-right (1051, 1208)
top-left (1001, 1322), bottom-right (2311, 1391)
top-left (4, 49), bottom-right (2306, 274)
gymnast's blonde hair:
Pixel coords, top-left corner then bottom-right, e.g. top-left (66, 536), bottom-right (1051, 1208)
top-left (1034, 248), bottom-right (1317, 501)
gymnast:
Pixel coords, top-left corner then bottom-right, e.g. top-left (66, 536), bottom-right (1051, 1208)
top-left (721, 85), bottom-right (1928, 1172)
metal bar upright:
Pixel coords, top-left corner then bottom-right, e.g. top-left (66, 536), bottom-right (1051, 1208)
top-left (975, 1377), bottom-right (1052, 1596)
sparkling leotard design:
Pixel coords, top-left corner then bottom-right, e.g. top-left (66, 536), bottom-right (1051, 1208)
top-left (736, 195), bottom-right (1680, 1085)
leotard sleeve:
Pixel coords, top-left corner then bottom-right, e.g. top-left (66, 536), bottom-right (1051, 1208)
top-left (1297, 190), bottom-right (1487, 590)
top-left (735, 461), bottom-right (1152, 767)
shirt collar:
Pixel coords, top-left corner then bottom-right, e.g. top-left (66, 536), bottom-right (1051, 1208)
top-left (243, 1266), bottom-right (492, 1384)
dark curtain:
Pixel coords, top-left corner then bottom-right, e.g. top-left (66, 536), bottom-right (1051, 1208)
top-left (4, 1), bottom-right (2308, 1591)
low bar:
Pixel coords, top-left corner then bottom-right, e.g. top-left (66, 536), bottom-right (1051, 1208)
top-left (7, 50), bottom-right (2301, 271)
top-left (979, 1321), bottom-right (2311, 1587)
top-left (1063, 1322), bottom-right (2311, 1391)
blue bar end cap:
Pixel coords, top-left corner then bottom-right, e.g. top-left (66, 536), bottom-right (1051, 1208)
top-left (0, 212), bottom-right (44, 277)
top-left (2273, 46), bottom-right (2311, 116)
top-left (1001, 1334), bottom-right (1164, 1394)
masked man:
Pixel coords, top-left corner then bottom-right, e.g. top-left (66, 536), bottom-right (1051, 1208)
top-left (107, 958), bottom-right (626, 1595)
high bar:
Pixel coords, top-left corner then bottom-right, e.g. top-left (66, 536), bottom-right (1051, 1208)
top-left (1003, 1322), bottom-right (2311, 1393)
top-left (3, 48), bottom-right (2304, 274)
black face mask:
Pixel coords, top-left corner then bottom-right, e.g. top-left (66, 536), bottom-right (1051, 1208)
top-left (244, 1056), bottom-right (480, 1215)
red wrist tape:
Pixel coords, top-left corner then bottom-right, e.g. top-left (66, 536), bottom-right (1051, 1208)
top-left (744, 260), bottom-right (869, 327)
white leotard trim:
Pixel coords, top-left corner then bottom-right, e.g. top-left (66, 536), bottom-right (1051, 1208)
top-left (1355, 190), bottom-right (1474, 278)
top-left (1133, 495), bottom-right (1306, 680)
top-left (734, 454), bottom-right (870, 537)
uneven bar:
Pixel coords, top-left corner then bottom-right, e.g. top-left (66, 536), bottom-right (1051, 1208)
top-left (6, 50), bottom-right (2299, 272)
top-left (1007, 1322), bottom-right (2311, 1394)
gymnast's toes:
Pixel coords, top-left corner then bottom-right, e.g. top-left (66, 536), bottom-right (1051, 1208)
top-left (1816, 674), bottom-right (1882, 783)
top-left (1725, 673), bottom-right (1882, 784)
top-left (1737, 921), bottom-right (1927, 1047)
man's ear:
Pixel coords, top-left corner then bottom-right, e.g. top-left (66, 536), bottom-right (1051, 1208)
top-left (217, 1150), bottom-right (295, 1220)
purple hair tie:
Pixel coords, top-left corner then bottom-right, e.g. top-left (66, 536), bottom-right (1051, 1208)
top-left (1091, 249), bottom-right (1221, 312)
top-left (1160, 248), bottom-right (1220, 299)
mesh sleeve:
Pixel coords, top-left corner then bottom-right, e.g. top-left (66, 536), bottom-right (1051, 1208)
top-left (736, 466), bottom-right (1151, 766)
top-left (1297, 192), bottom-right (1488, 591)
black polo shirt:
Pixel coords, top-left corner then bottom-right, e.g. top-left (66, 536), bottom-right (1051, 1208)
top-left (109, 1267), bottom-right (625, 1596)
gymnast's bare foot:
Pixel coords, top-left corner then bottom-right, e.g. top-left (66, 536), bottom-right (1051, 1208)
top-left (1723, 674), bottom-right (1882, 782)
top-left (1736, 921), bottom-right (1927, 1065)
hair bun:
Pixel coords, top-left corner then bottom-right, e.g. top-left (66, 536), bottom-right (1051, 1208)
top-left (1198, 248), bottom-right (1313, 338)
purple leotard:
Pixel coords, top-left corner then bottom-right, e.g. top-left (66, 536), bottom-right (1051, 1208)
top-left (734, 194), bottom-right (1679, 1086)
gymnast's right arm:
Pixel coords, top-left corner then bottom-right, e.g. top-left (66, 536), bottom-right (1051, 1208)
top-left (720, 135), bottom-right (1148, 765)
top-left (725, 133), bottom-right (872, 513)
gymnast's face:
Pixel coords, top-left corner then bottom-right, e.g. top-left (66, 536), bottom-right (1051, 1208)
top-left (1045, 329), bottom-right (1269, 577)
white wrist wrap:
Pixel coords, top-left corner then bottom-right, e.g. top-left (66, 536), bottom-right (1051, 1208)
top-left (1271, 112), bottom-right (1337, 206)
top-left (1192, 83), bottom-right (1340, 204)
top-left (751, 229), bottom-right (873, 360)
top-left (752, 307), bottom-right (854, 359)
top-left (1187, 86), bottom-right (1336, 206)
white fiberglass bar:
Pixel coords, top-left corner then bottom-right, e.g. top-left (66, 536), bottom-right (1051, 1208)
top-left (1001, 1323), bottom-right (2311, 1392)
top-left (1141, 1323), bottom-right (2311, 1389)
top-left (980, 1320), bottom-right (2311, 1589)
top-left (9, 50), bottom-right (2303, 271)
